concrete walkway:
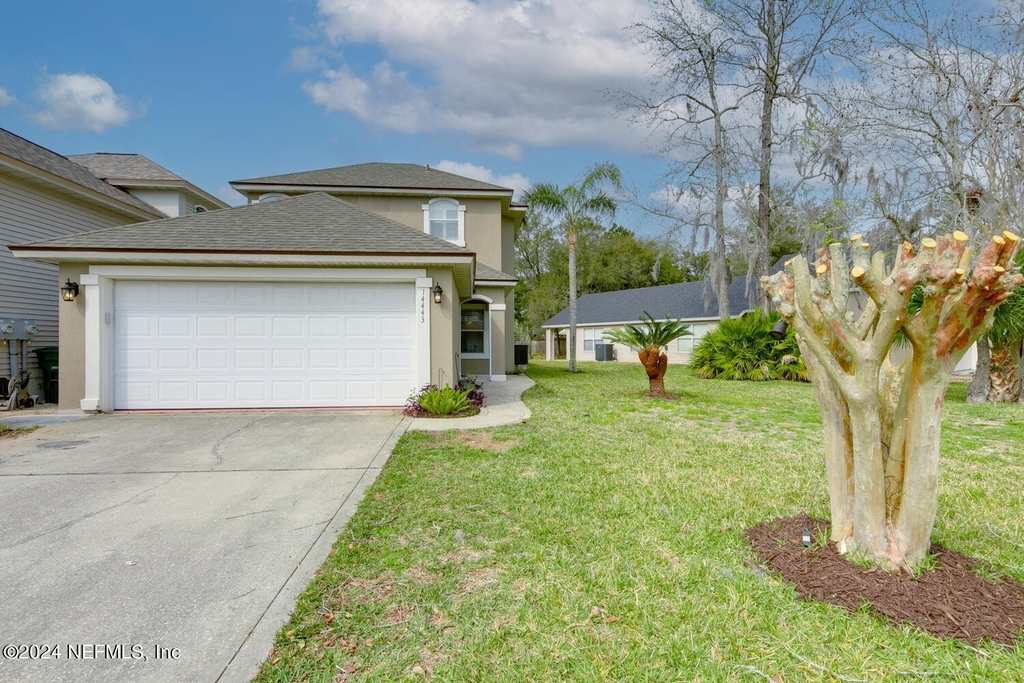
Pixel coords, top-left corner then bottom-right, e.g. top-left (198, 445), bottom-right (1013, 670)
top-left (408, 374), bottom-right (534, 431)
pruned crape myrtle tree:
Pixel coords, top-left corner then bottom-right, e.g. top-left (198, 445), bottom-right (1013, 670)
top-left (762, 231), bottom-right (1023, 570)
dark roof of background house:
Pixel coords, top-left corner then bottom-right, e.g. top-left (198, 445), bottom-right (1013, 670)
top-left (17, 192), bottom-right (475, 255)
top-left (475, 262), bottom-right (517, 283)
top-left (233, 162), bottom-right (512, 193)
top-left (0, 127), bottom-right (161, 215)
top-left (542, 277), bottom-right (759, 327)
top-left (69, 153), bottom-right (183, 182)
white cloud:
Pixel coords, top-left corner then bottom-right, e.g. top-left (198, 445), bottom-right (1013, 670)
top-left (287, 45), bottom-right (328, 72)
top-left (433, 160), bottom-right (531, 197)
top-left (215, 185), bottom-right (247, 207)
top-left (0, 88), bottom-right (16, 107)
top-left (300, 0), bottom-right (655, 156)
top-left (31, 73), bottom-right (138, 132)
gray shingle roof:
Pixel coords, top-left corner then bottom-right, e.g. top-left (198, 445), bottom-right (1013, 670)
top-left (68, 153), bottom-right (183, 182)
top-left (233, 162), bottom-right (512, 193)
top-left (475, 262), bottom-right (517, 283)
top-left (17, 192), bottom-right (475, 255)
top-left (542, 277), bottom-right (759, 327)
top-left (0, 127), bottom-right (161, 216)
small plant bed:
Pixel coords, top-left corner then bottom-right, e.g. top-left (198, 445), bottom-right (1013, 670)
top-left (746, 514), bottom-right (1024, 646)
top-left (403, 379), bottom-right (484, 418)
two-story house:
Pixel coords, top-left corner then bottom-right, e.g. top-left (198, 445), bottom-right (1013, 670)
top-left (0, 127), bottom-right (227, 399)
top-left (11, 163), bottom-right (524, 412)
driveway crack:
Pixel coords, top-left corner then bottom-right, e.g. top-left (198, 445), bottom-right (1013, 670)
top-left (1, 473), bottom-right (180, 551)
top-left (211, 414), bottom-right (274, 467)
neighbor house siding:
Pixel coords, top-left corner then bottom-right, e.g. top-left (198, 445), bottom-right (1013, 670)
top-left (569, 321), bottom-right (719, 369)
top-left (0, 177), bottom-right (130, 397)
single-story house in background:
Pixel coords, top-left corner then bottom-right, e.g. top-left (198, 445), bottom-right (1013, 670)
top-left (542, 277), bottom-right (755, 366)
top-left (0, 127), bottom-right (226, 398)
top-left (11, 163), bottom-right (524, 412)
top-left (544, 271), bottom-right (978, 374)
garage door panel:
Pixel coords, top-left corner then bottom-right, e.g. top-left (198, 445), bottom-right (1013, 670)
top-left (234, 317), bottom-right (266, 337)
top-left (113, 281), bottom-right (417, 409)
top-left (196, 316), bottom-right (229, 337)
top-left (270, 317), bottom-right (303, 338)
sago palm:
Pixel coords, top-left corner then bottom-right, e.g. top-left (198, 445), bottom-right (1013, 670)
top-left (524, 163), bottom-right (621, 373)
top-left (603, 313), bottom-right (690, 396)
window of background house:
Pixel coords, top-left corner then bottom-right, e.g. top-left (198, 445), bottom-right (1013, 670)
top-left (461, 306), bottom-right (487, 356)
top-left (583, 327), bottom-right (604, 351)
top-left (193, 205), bottom-right (207, 214)
top-left (677, 323), bottom-right (710, 353)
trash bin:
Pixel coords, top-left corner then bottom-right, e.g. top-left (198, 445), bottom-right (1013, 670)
top-left (514, 344), bottom-right (529, 366)
top-left (33, 346), bottom-right (59, 404)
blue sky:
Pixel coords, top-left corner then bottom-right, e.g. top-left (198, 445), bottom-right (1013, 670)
top-left (0, 0), bottom-right (667, 229)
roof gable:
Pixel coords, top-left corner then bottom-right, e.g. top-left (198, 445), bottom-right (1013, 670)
top-left (232, 162), bottom-right (512, 194)
top-left (17, 192), bottom-right (475, 255)
top-left (0, 127), bottom-right (161, 216)
top-left (68, 153), bottom-right (183, 182)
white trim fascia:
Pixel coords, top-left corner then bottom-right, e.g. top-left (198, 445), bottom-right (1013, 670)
top-left (88, 265), bottom-right (427, 281)
top-left (11, 250), bottom-right (474, 267)
top-left (462, 294), bottom-right (494, 304)
top-left (0, 155), bottom-right (163, 221)
top-left (230, 183), bottom-right (513, 199)
top-left (490, 303), bottom-right (507, 311)
top-left (473, 280), bottom-right (517, 287)
top-left (415, 279), bottom-right (432, 387)
top-left (541, 314), bottom-right (725, 329)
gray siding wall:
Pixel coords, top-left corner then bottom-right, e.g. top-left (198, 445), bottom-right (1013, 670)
top-left (0, 176), bottom-right (131, 398)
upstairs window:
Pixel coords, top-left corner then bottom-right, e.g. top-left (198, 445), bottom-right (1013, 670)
top-left (423, 198), bottom-right (466, 246)
top-left (193, 205), bottom-right (207, 214)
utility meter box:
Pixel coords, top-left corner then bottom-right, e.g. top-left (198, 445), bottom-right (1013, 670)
top-left (0, 319), bottom-right (38, 341)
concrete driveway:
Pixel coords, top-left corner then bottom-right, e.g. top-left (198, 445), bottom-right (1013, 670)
top-left (0, 410), bottom-right (409, 683)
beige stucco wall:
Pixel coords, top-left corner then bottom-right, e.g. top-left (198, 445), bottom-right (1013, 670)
top-left (426, 266), bottom-right (458, 388)
top-left (343, 195), bottom-right (505, 271)
top-left (57, 262), bottom-right (88, 411)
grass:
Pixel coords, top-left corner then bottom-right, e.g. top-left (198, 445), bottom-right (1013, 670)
top-left (0, 423), bottom-right (37, 438)
top-left (254, 361), bottom-right (1024, 682)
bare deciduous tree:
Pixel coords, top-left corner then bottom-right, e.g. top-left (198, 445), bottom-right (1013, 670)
top-left (763, 231), bottom-right (1023, 570)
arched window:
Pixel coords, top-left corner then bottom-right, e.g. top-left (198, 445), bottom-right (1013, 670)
top-left (258, 193), bottom-right (287, 203)
top-left (422, 198), bottom-right (465, 246)
top-left (193, 205), bottom-right (207, 214)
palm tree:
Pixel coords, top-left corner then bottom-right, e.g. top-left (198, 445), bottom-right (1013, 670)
top-left (525, 163), bottom-right (621, 372)
top-left (603, 313), bottom-right (691, 396)
top-left (986, 287), bottom-right (1024, 402)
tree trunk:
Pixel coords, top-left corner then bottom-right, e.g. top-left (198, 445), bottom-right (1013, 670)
top-left (762, 232), bottom-right (1023, 572)
top-left (568, 229), bottom-right (578, 373)
top-left (755, 0), bottom-right (779, 314)
top-left (891, 357), bottom-right (950, 568)
top-left (803, 348), bottom-right (854, 548)
top-left (967, 336), bottom-right (990, 403)
top-left (988, 341), bottom-right (1022, 402)
top-left (638, 347), bottom-right (668, 396)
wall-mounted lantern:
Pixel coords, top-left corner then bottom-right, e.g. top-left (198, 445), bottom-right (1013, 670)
top-left (432, 284), bottom-right (443, 304)
top-left (61, 279), bottom-right (79, 302)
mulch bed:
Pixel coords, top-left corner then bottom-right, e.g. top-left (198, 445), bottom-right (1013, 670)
top-left (745, 514), bottom-right (1024, 645)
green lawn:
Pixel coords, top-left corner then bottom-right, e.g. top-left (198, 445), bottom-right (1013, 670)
top-left (254, 361), bottom-right (1024, 682)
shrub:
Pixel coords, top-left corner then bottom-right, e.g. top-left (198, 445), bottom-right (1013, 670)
top-left (689, 311), bottom-right (809, 382)
top-left (404, 379), bottom-right (485, 417)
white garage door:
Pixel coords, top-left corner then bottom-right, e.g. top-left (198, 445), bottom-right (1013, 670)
top-left (113, 281), bottom-right (417, 409)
